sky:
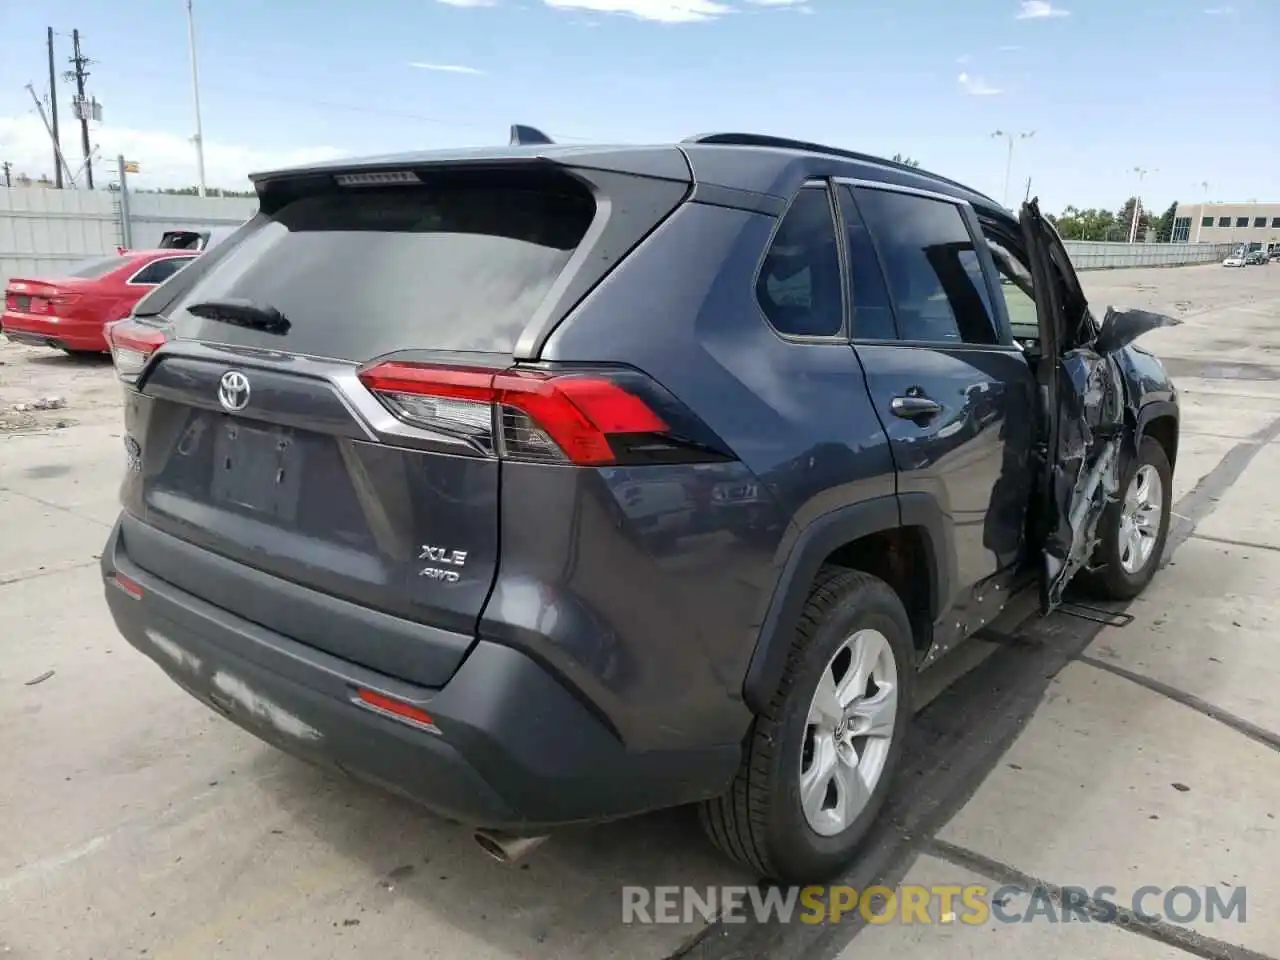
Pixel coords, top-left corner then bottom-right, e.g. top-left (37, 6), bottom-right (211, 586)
top-left (0, 0), bottom-right (1276, 213)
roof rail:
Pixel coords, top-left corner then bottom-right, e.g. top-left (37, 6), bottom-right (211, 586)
top-left (510, 124), bottom-right (555, 146)
top-left (681, 132), bottom-right (995, 204)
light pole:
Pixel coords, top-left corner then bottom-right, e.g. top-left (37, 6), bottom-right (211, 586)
top-left (1193, 181), bottom-right (1209, 243)
top-left (991, 130), bottom-right (1034, 207)
top-left (1128, 166), bottom-right (1156, 243)
top-left (186, 0), bottom-right (207, 197)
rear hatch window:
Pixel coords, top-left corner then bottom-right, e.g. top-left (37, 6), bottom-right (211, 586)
top-left (167, 173), bottom-right (597, 360)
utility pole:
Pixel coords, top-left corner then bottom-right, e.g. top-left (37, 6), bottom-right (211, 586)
top-left (1194, 181), bottom-right (1209, 243)
top-left (186, 0), bottom-right (208, 197)
top-left (991, 130), bottom-right (1035, 207)
top-left (66, 29), bottom-right (95, 189)
top-left (47, 28), bottom-right (63, 188)
top-left (1127, 166), bottom-right (1156, 243)
top-left (2, 161), bottom-right (12, 188)
top-left (116, 155), bottom-right (134, 249)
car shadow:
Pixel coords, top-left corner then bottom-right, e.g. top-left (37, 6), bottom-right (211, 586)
top-left (24, 350), bottom-right (111, 366)
top-left (239, 747), bottom-right (751, 958)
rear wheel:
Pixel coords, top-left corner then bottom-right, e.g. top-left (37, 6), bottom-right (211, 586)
top-left (699, 567), bottom-right (914, 883)
top-left (1080, 436), bottom-right (1172, 600)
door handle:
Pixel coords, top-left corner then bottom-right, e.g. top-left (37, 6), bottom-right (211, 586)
top-left (890, 395), bottom-right (942, 421)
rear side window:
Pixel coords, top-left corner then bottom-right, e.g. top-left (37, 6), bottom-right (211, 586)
top-left (756, 186), bottom-right (843, 338)
top-left (837, 187), bottom-right (897, 340)
top-left (170, 177), bottom-right (596, 358)
top-left (854, 188), bottom-right (998, 345)
top-left (66, 255), bottom-right (128, 279)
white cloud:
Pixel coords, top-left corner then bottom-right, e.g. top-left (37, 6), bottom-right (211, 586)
top-left (1016, 1), bottom-right (1069, 19)
top-left (409, 61), bottom-right (486, 74)
top-left (958, 72), bottom-right (1003, 96)
top-left (436, 0), bottom-right (811, 21)
top-left (541, 0), bottom-right (733, 22)
top-left (0, 114), bottom-right (344, 192)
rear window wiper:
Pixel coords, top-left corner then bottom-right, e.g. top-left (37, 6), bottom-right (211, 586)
top-left (186, 298), bottom-right (291, 334)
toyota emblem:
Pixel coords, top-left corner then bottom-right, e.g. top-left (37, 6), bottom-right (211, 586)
top-left (218, 371), bottom-right (251, 412)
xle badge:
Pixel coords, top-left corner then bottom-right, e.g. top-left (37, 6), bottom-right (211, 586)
top-left (419, 545), bottom-right (468, 583)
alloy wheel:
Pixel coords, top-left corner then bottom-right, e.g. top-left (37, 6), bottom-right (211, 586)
top-left (799, 628), bottom-right (899, 837)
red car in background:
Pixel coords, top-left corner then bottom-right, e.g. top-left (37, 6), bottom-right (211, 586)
top-left (2, 250), bottom-right (197, 355)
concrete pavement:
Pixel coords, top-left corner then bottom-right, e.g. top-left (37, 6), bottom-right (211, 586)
top-left (1, 262), bottom-right (1278, 959)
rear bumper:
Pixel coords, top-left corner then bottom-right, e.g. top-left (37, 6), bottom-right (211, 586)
top-left (1, 312), bottom-right (107, 351)
top-left (101, 516), bottom-right (739, 831)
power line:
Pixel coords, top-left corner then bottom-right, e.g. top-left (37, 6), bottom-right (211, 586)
top-left (105, 59), bottom-right (599, 144)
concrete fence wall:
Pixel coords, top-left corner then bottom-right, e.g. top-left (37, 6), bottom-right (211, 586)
top-left (0, 186), bottom-right (256, 285)
top-left (1062, 239), bottom-right (1236, 270)
top-left (1, 185), bottom-right (1239, 286)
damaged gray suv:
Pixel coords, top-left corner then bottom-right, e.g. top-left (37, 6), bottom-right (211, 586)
top-left (101, 130), bottom-right (1178, 884)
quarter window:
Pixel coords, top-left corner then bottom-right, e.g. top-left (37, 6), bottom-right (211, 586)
top-left (1272, 218), bottom-right (1280, 228)
top-left (1254, 217), bottom-right (1267, 228)
top-left (854, 188), bottom-right (998, 345)
top-left (1201, 216), bottom-right (1214, 227)
top-left (1218, 217), bottom-right (1231, 227)
top-left (756, 187), bottom-right (843, 338)
top-left (1236, 217), bottom-right (1249, 228)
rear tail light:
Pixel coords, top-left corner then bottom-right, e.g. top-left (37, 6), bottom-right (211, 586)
top-left (357, 361), bottom-right (722, 467)
top-left (107, 319), bottom-right (167, 382)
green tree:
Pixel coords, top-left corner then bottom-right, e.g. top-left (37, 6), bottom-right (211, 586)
top-left (1054, 206), bottom-right (1120, 241)
top-left (892, 153), bottom-right (921, 168)
top-left (1117, 196), bottom-right (1154, 241)
top-left (1153, 200), bottom-right (1179, 242)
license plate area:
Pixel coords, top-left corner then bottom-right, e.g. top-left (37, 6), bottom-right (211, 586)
top-left (210, 420), bottom-right (303, 521)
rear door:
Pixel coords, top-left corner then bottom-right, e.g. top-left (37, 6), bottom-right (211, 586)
top-left (842, 182), bottom-right (1037, 640)
top-left (118, 161), bottom-right (687, 687)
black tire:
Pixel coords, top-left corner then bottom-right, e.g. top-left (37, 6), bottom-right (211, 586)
top-left (699, 567), bottom-right (915, 883)
top-left (1079, 436), bottom-right (1173, 601)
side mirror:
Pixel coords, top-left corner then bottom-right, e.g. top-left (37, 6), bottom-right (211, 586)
top-left (1093, 306), bottom-right (1181, 356)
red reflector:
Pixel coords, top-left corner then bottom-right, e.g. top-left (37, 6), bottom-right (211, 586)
top-left (111, 573), bottom-right (144, 599)
top-left (356, 362), bottom-right (669, 466)
top-left (355, 687), bottom-right (437, 731)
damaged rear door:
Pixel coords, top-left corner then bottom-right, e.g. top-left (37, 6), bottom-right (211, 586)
top-left (1019, 200), bottom-right (1177, 611)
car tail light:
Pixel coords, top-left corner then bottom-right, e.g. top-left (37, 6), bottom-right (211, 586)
top-left (358, 361), bottom-right (717, 466)
top-left (107, 319), bottom-right (167, 382)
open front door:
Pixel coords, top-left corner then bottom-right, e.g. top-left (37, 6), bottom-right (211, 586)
top-left (1021, 200), bottom-right (1122, 612)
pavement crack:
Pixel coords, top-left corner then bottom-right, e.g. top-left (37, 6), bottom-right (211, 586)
top-left (0, 485), bottom-right (113, 530)
top-left (925, 838), bottom-right (1276, 960)
top-left (1189, 532), bottom-right (1280, 554)
top-left (1077, 655), bottom-right (1280, 753)
top-left (1164, 413), bottom-right (1280, 561)
top-left (0, 557), bottom-right (100, 587)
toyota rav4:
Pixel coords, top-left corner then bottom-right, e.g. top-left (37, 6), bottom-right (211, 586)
top-left (101, 129), bottom-right (1179, 883)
